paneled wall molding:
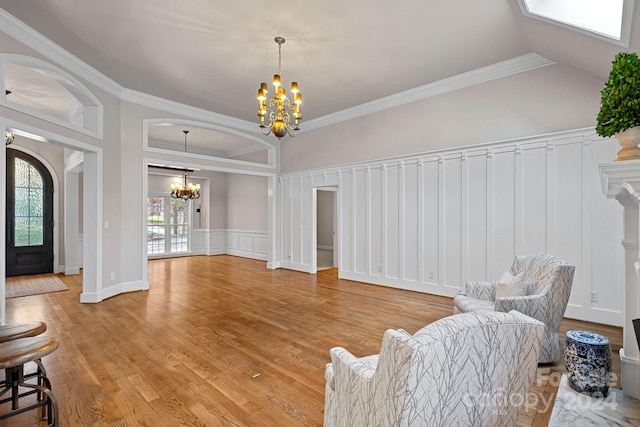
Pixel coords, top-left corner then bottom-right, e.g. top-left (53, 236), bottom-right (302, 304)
top-left (278, 128), bottom-right (624, 326)
top-left (190, 229), bottom-right (267, 260)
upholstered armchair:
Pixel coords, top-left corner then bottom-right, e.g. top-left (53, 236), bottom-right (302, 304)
top-left (324, 311), bottom-right (545, 427)
top-left (453, 253), bottom-right (575, 363)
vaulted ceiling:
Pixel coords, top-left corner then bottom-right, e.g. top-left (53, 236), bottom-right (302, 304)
top-left (1, 1), bottom-right (639, 129)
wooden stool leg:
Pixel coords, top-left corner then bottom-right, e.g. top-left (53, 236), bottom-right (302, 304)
top-left (20, 381), bottom-right (58, 427)
top-left (33, 359), bottom-right (49, 403)
top-left (6, 366), bottom-right (22, 410)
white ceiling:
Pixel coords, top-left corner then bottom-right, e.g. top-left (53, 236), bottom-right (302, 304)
top-left (1, 1), bottom-right (639, 141)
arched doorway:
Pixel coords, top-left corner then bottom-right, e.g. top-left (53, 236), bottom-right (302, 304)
top-left (5, 148), bottom-right (54, 276)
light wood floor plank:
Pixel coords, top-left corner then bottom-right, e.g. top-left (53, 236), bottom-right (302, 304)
top-left (1, 255), bottom-right (623, 426)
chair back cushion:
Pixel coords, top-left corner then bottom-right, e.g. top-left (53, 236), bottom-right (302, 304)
top-left (510, 253), bottom-right (572, 295)
top-left (404, 311), bottom-right (544, 426)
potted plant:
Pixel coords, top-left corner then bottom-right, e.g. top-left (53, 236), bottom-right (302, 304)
top-left (597, 52), bottom-right (640, 160)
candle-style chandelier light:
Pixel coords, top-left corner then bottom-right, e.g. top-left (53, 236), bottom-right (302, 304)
top-left (257, 36), bottom-right (302, 139)
top-left (170, 130), bottom-right (200, 200)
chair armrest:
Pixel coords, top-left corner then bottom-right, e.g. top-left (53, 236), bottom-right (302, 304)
top-left (329, 347), bottom-right (379, 382)
top-left (495, 293), bottom-right (546, 320)
top-left (328, 329), bottom-right (412, 387)
top-left (465, 280), bottom-right (497, 301)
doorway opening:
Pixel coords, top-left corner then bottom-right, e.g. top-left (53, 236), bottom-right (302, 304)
top-left (316, 187), bottom-right (338, 271)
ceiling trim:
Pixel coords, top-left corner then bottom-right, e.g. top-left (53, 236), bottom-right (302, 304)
top-left (303, 53), bottom-right (555, 132)
top-left (0, 9), bottom-right (257, 134)
top-left (0, 9), bottom-right (121, 96)
top-left (121, 88), bottom-right (257, 134)
top-left (0, 10), bottom-right (554, 137)
top-left (1, 53), bottom-right (104, 139)
top-left (143, 118), bottom-right (276, 170)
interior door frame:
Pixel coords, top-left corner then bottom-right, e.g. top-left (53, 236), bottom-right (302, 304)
top-left (311, 185), bottom-right (339, 274)
top-left (1, 119), bottom-right (103, 322)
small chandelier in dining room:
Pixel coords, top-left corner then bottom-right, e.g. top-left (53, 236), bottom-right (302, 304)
top-left (170, 130), bottom-right (201, 200)
top-left (257, 36), bottom-right (302, 139)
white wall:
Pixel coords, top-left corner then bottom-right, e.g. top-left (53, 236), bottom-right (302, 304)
top-left (281, 64), bottom-right (603, 172)
top-left (278, 129), bottom-right (623, 326)
top-left (227, 173), bottom-right (268, 231)
top-left (208, 171), bottom-right (228, 230)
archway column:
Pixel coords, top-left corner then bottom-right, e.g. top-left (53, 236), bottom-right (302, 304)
top-left (79, 151), bottom-right (103, 302)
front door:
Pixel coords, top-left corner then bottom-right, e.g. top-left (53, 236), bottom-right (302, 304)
top-left (5, 148), bottom-right (54, 277)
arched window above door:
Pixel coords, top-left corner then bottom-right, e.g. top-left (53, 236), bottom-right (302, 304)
top-left (1, 54), bottom-right (103, 138)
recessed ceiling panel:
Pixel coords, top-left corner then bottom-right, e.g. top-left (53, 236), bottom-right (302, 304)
top-left (5, 62), bottom-right (83, 123)
top-left (148, 124), bottom-right (268, 163)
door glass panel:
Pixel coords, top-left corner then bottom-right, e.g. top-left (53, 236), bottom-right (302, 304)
top-left (30, 217), bottom-right (44, 245)
top-left (169, 198), bottom-right (188, 253)
top-left (15, 188), bottom-right (30, 216)
top-left (30, 189), bottom-right (44, 216)
top-left (14, 217), bottom-right (30, 246)
top-left (14, 158), bottom-right (45, 247)
top-left (147, 196), bottom-right (165, 255)
top-left (147, 195), bottom-right (189, 255)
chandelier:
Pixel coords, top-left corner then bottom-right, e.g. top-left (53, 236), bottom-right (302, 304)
top-left (257, 36), bottom-right (302, 139)
top-left (170, 130), bottom-right (200, 200)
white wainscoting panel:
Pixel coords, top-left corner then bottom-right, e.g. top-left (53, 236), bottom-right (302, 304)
top-left (191, 229), bottom-right (267, 261)
top-left (277, 129), bottom-right (623, 325)
top-left (192, 229), bottom-right (226, 256)
top-left (227, 230), bottom-right (269, 261)
top-left (369, 167), bottom-right (383, 278)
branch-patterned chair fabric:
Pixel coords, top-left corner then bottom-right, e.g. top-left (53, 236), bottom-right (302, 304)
top-left (453, 253), bottom-right (575, 363)
top-left (324, 311), bottom-right (545, 427)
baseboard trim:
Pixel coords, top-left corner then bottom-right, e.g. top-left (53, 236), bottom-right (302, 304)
top-left (80, 280), bottom-right (148, 303)
top-left (64, 267), bottom-right (80, 275)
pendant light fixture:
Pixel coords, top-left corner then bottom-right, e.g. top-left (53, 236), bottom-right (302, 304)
top-left (257, 36), bottom-right (302, 139)
top-left (170, 130), bottom-right (201, 200)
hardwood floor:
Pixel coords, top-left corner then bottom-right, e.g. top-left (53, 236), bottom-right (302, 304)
top-left (1, 255), bottom-right (623, 426)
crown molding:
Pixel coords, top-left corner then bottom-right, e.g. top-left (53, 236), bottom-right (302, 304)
top-left (0, 9), bottom-right (554, 135)
top-left (0, 9), bottom-right (258, 134)
top-left (120, 88), bottom-right (257, 134)
top-left (599, 158), bottom-right (640, 200)
top-left (0, 9), bottom-right (122, 97)
top-left (303, 53), bottom-right (555, 131)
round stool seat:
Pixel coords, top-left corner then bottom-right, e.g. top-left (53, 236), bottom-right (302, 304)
top-left (0, 322), bottom-right (47, 343)
top-left (0, 337), bottom-right (58, 370)
top-left (565, 330), bottom-right (611, 397)
top-left (0, 336), bottom-right (59, 426)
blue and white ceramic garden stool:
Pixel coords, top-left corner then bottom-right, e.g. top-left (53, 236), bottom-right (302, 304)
top-left (565, 330), bottom-right (611, 397)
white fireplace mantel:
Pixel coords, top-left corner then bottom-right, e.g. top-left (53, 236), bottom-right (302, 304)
top-left (600, 159), bottom-right (640, 398)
